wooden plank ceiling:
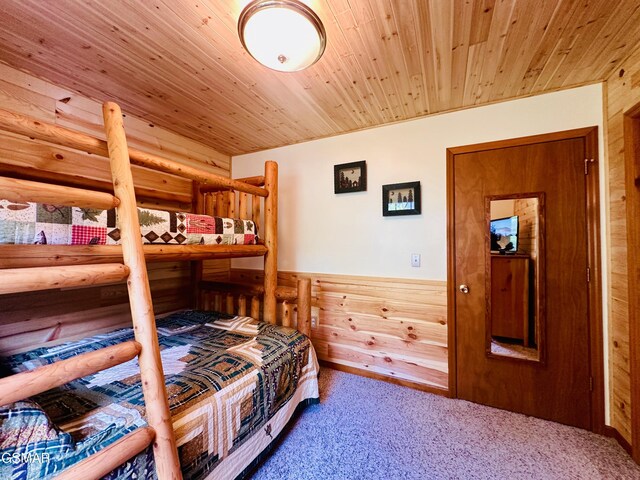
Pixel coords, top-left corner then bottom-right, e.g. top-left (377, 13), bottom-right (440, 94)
top-left (0, 0), bottom-right (639, 156)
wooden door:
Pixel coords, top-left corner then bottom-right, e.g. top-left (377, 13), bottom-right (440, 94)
top-left (448, 129), bottom-right (602, 430)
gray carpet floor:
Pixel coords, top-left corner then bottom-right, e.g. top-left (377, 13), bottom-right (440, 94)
top-left (251, 368), bottom-right (640, 480)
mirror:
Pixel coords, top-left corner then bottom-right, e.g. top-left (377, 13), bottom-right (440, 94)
top-left (486, 194), bottom-right (545, 363)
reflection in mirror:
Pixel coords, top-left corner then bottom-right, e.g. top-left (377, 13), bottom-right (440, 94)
top-left (486, 195), bottom-right (544, 363)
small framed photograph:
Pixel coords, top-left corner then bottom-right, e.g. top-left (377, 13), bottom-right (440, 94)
top-left (334, 161), bottom-right (367, 194)
top-left (383, 181), bottom-right (421, 216)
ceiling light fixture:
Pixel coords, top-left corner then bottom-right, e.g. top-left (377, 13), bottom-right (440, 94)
top-left (238, 0), bottom-right (327, 72)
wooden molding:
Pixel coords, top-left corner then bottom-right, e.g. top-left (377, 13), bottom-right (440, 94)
top-left (446, 127), bottom-right (599, 156)
top-left (584, 127), bottom-right (606, 434)
top-left (320, 360), bottom-right (450, 398)
top-left (605, 425), bottom-right (633, 456)
top-left (624, 102), bottom-right (640, 462)
top-left (446, 148), bottom-right (458, 397)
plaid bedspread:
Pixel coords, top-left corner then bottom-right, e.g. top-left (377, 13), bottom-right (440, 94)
top-left (0, 200), bottom-right (257, 245)
top-left (0, 311), bottom-right (319, 479)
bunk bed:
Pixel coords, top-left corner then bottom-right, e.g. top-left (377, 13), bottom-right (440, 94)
top-left (0, 103), bottom-right (319, 480)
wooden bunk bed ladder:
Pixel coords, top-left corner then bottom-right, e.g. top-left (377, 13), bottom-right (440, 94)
top-left (102, 102), bottom-right (182, 480)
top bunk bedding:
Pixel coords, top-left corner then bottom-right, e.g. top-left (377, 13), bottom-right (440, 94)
top-left (0, 310), bottom-right (319, 480)
top-left (0, 200), bottom-right (258, 246)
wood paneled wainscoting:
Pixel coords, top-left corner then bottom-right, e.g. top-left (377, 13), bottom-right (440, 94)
top-left (230, 269), bottom-right (449, 394)
top-left (604, 43), bottom-right (640, 454)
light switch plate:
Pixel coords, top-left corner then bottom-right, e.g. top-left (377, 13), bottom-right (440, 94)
top-left (411, 253), bottom-right (421, 267)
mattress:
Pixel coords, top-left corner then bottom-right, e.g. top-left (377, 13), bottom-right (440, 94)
top-left (0, 199), bottom-right (258, 246)
top-left (0, 310), bottom-right (320, 479)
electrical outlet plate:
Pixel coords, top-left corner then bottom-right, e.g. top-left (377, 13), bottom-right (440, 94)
top-left (311, 306), bottom-right (320, 328)
top-left (411, 253), bottom-right (421, 267)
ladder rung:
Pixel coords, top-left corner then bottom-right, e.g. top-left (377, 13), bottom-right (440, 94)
top-left (0, 263), bottom-right (130, 295)
top-left (55, 426), bottom-right (156, 480)
top-left (0, 341), bottom-right (142, 406)
top-left (0, 175), bottom-right (119, 210)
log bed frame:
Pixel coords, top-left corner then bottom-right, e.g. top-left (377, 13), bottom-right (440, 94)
top-left (0, 102), bottom-right (311, 480)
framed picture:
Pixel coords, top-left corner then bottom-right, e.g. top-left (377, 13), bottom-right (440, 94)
top-left (382, 181), bottom-right (421, 216)
top-left (334, 161), bottom-right (367, 194)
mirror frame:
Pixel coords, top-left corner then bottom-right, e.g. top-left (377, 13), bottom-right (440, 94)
top-left (484, 192), bottom-right (547, 364)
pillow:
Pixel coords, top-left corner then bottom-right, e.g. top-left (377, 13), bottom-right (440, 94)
top-left (0, 400), bottom-right (71, 450)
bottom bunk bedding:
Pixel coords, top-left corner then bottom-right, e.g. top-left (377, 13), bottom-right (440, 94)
top-left (0, 310), bottom-right (320, 479)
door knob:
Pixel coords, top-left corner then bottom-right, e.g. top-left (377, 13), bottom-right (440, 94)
top-left (459, 284), bottom-right (469, 294)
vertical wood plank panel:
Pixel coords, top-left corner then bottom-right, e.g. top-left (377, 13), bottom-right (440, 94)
top-left (604, 43), bottom-right (640, 446)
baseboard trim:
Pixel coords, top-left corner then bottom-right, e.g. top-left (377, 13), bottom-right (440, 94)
top-left (604, 426), bottom-right (632, 455)
top-left (319, 360), bottom-right (450, 398)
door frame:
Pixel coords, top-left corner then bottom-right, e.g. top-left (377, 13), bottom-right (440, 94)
top-left (446, 127), bottom-right (604, 433)
top-left (624, 103), bottom-right (640, 461)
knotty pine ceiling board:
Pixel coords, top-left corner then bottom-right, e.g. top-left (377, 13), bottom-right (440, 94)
top-left (0, 0), bottom-right (639, 156)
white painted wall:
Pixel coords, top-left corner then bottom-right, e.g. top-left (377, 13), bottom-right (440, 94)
top-left (233, 84), bottom-right (605, 280)
top-left (233, 84), bottom-right (610, 421)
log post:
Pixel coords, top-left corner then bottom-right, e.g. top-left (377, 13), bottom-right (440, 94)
top-left (191, 181), bottom-right (205, 309)
top-left (239, 192), bottom-right (248, 220)
top-left (204, 192), bottom-right (214, 216)
top-left (251, 295), bottom-right (261, 320)
top-left (222, 191), bottom-right (230, 217)
top-left (263, 161), bottom-right (278, 323)
top-left (282, 301), bottom-right (292, 327)
top-left (226, 294), bottom-right (235, 315)
top-left (102, 102), bottom-right (181, 480)
top-left (238, 295), bottom-right (247, 316)
top-left (215, 192), bottom-right (225, 217)
top-left (252, 194), bottom-right (261, 237)
top-left (297, 278), bottom-right (312, 337)
top-left (228, 191), bottom-right (236, 218)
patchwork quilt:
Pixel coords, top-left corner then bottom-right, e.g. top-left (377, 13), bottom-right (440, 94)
top-left (0, 199), bottom-right (258, 246)
top-left (0, 311), bottom-right (320, 480)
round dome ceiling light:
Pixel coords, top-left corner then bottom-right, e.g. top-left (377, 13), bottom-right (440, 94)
top-left (238, 0), bottom-right (327, 72)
